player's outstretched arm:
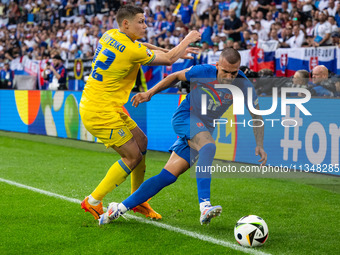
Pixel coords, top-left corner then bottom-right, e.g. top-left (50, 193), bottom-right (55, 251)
top-left (147, 30), bottom-right (201, 66)
top-left (249, 107), bottom-right (267, 166)
top-left (142, 43), bottom-right (199, 59)
top-left (131, 69), bottom-right (187, 107)
top-left (142, 42), bottom-right (169, 53)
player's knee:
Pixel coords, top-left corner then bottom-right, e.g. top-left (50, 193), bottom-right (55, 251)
top-left (140, 134), bottom-right (148, 152)
top-left (123, 153), bottom-right (143, 170)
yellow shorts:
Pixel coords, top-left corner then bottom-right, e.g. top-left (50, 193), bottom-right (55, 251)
top-left (79, 107), bottom-right (137, 148)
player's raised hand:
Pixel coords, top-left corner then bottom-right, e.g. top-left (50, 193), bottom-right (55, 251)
top-left (131, 92), bottom-right (151, 107)
top-left (255, 146), bottom-right (267, 166)
top-left (185, 30), bottom-right (201, 43)
top-left (181, 47), bottom-right (200, 59)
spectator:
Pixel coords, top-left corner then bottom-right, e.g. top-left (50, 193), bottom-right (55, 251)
top-left (305, 17), bottom-right (314, 36)
top-left (313, 11), bottom-right (332, 46)
top-left (223, 9), bottom-right (243, 42)
top-left (246, 10), bottom-right (258, 31)
top-left (292, 70), bottom-right (309, 89)
top-left (44, 54), bottom-right (67, 90)
top-left (310, 65), bottom-right (335, 96)
top-left (240, 30), bottom-right (252, 49)
top-left (302, 35), bottom-right (315, 47)
top-left (233, 40), bottom-right (241, 50)
top-left (327, 0), bottom-right (337, 17)
top-left (199, 14), bottom-right (214, 46)
top-left (178, 0), bottom-right (194, 25)
top-left (280, 11), bottom-right (291, 28)
top-left (42, 60), bottom-right (53, 90)
top-left (196, 0), bottom-right (213, 17)
top-left (250, 32), bottom-right (258, 46)
top-left (149, 0), bottom-right (166, 14)
top-left (269, 27), bottom-right (280, 41)
top-left (214, 19), bottom-right (226, 35)
top-left (331, 32), bottom-right (340, 46)
top-left (253, 21), bottom-right (268, 41)
top-left (286, 24), bottom-right (305, 47)
top-left (225, 37), bottom-right (234, 48)
top-left (328, 15), bottom-right (339, 33)
top-left (318, 0), bottom-right (329, 11)
top-left (153, 13), bottom-right (167, 41)
top-left (300, 0), bottom-right (313, 18)
top-left (153, 5), bottom-right (166, 20)
top-left (0, 62), bottom-right (14, 89)
top-left (247, 0), bottom-right (259, 14)
top-left (257, 0), bottom-right (271, 16)
top-left (217, 32), bottom-right (227, 49)
top-left (229, 0), bottom-right (242, 18)
top-left (262, 11), bottom-right (275, 34)
top-left (281, 1), bottom-right (291, 14)
top-left (256, 10), bottom-right (266, 28)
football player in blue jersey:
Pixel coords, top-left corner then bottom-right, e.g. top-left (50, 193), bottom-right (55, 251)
top-left (99, 48), bottom-right (267, 225)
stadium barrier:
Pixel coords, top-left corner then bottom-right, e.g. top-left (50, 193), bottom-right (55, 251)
top-left (0, 90), bottom-right (339, 176)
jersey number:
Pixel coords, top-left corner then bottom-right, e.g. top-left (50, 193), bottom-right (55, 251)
top-left (92, 47), bottom-right (116, 82)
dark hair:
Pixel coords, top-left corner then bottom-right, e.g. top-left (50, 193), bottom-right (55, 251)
top-left (52, 54), bottom-right (62, 61)
top-left (116, 5), bottom-right (144, 26)
top-left (296, 70), bottom-right (309, 80)
top-left (220, 48), bottom-right (241, 64)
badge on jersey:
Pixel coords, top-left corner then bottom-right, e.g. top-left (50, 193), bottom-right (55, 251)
top-left (196, 122), bottom-right (204, 128)
top-left (146, 49), bottom-right (152, 57)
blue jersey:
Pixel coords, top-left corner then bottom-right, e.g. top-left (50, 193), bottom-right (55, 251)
top-left (170, 64), bottom-right (258, 166)
top-left (179, 5), bottom-right (193, 24)
top-left (177, 64), bottom-right (258, 130)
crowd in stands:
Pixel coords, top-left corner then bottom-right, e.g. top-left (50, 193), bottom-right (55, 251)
top-left (0, 0), bottom-right (338, 96)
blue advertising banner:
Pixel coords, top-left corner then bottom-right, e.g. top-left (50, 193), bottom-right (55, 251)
top-left (0, 90), bottom-right (339, 175)
top-left (213, 97), bottom-right (340, 175)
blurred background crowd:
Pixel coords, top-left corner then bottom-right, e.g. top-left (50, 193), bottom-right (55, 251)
top-left (0, 0), bottom-right (339, 96)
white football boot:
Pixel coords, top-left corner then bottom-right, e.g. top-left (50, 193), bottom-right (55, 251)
top-left (98, 202), bottom-right (125, 225)
top-left (200, 205), bottom-right (222, 225)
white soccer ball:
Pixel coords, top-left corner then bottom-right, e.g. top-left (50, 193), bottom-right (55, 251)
top-left (234, 215), bottom-right (269, 247)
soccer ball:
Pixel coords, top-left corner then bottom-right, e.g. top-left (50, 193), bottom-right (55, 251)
top-left (234, 215), bottom-right (269, 247)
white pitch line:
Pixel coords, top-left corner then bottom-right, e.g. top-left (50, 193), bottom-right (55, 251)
top-left (1, 177), bottom-right (271, 255)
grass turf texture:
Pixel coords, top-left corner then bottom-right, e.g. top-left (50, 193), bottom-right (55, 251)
top-left (1, 131), bottom-right (339, 255)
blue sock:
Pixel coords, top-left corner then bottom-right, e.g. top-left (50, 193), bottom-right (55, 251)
top-left (196, 143), bottom-right (216, 204)
top-left (122, 169), bottom-right (177, 210)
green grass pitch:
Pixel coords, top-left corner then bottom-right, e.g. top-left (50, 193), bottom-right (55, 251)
top-left (0, 131), bottom-right (339, 255)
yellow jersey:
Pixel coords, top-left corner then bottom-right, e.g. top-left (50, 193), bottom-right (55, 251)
top-left (80, 29), bottom-right (155, 112)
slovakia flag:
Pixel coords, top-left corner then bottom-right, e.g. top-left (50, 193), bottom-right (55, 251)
top-left (249, 40), bottom-right (278, 72)
top-left (275, 46), bottom-right (338, 77)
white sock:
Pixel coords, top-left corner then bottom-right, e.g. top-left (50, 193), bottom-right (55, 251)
top-left (88, 195), bottom-right (101, 206)
top-left (200, 201), bottom-right (211, 212)
top-left (118, 203), bottom-right (128, 214)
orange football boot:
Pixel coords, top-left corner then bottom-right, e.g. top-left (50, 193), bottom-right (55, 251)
top-left (132, 201), bottom-right (162, 220)
top-left (81, 197), bottom-right (104, 220)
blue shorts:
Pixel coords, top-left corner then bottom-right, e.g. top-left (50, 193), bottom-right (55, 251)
top-left (169, 108), bottom-right (213, 166)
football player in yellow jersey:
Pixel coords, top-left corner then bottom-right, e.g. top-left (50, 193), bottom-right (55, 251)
top-left (79, 5), bottom-right (201, 221)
